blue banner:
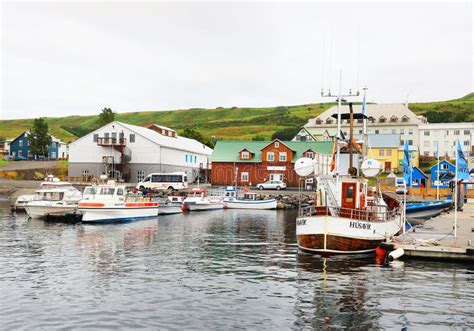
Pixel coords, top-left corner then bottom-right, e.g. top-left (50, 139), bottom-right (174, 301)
top-left (456, 139), bottom-right (470, 180)
top-left (361, 93), bottom-right (366, 116)
top-left (403, 140), bottom-right (411, 187)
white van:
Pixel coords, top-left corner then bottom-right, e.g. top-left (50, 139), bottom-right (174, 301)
top-left (136, 172), bottom-right (188, 191)
top-left (395, 177), bottom-right (407, 194)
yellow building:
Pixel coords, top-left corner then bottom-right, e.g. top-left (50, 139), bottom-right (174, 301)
top-left (364, 134), bottom-right (419, 173)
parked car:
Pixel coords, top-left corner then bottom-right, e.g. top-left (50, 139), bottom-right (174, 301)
top-left (256, 180), bottom-right (287, 190)
top-left (13, 155), bottom-right (27, 161)
top-left (395, 177), bottom-right (408, 194)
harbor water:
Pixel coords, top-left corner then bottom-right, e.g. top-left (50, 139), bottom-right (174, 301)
top-left (0, 200), bottom-right (473, 329)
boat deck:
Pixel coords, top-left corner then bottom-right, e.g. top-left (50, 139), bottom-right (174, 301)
top-left (391, 201), bottom-right (474, 262)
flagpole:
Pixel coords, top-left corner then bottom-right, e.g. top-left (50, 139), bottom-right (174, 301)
top-left (436, 140), bottom-right (440, 201)
top-left (454, 139), bottom-right (458, 241)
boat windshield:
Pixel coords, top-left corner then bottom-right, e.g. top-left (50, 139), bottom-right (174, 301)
top-left (37, 192), bottom-right (64, 201)
top-left (83, 187), bottom-right (97, 195)
top-left (99, 187), bottom-right (116, 195)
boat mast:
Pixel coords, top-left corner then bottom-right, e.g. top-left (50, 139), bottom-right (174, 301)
top-left (362, 87), bottom-right (368, 160)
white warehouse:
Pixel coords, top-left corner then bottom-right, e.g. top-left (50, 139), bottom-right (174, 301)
top-left (68, 121), bottom-right (213, 183)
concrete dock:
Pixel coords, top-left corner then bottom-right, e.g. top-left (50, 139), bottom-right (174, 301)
top-left (392, 201), bottom-right (474, 262)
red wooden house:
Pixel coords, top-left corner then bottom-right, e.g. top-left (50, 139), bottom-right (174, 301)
top-left (211, 139), bottom-right (333, 187)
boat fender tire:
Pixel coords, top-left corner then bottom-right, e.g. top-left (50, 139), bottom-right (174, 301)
top-left (466, 248), bottom-right (474, 256)
top-left (388, 248), bottom-right (404, 261)
top-left (379, 242), bottom-right (395, 251)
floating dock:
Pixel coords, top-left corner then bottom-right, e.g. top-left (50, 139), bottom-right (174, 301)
top-left (391, 201), bottom-right (474, 262)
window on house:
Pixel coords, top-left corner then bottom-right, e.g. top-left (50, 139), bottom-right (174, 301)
top-left (446, 130), bottom-right (449, 136)
top-left (18, 150), bottom-right (22, 157)
top-left (390, 116), bottom-right (398, 122)
top-left (387, 150), bottom-right (392, 156)
top-left (408, 140), bottom-right (413, 146)
top-left (104, 132), bottom-right (109, 138)
top-left (275, 141), bottom-right (280, 148)
top-left (267, 152), bottom-right (275, 162)
top-left (93, 134), bottom-right (98, 142)
top-left (82, 169), bottom-right (90, 178)
top-left (279, 152), bottom-right (287, 162)
top-left (409, 128), bottom-right (413, 135)
top-left (137, 171), bottom-right (146, 182)
top-left (401, 116), bottom-right (409, 122)
top-left (357, 119), bottom-right (363, 124)
top-left (306, 152), bottom-right (314, 159)
top-left (111, 132), bottom-right (117, 140)
top-left (241, 172), bottom-right (249, 182)
top-left (168, 131), bottom-right (173, 137)
top-left (359, 130), bottom-right (363, 134)
top-left (326, 118), bottom-right (332, 124)
top-left (454, 130), bottom-right (460, 135)
top-left (441, 163), bottom-right (448, 170)
top-left (51, 152), bottom-right (56, 159)
top-left (19, 140), bottom-right (23, 147)
top-left (375, 130), bottom-right (379, 134)
top-left (129, 134), bottom-right (135, 143)
top-left (464, 130), bottom-right (470, 135)
top-left (464, 140), bottom-right (470, 146)
top-left (400, 129), bottom-right (404, 135)
top-left (424, 131), bottom-right (430, 136)
top-left (185, 155), bottom-right (188, 163)
top-left (194, 156), bottom-right (197, 163)
top-left (379, 116), bottom-right (386, 123)
top-left (316, 119), bottom-right (322, 124)
top-left (379, 150), bottom-right (384, 156)
top-left (241, 151), bottom-right (250, 159)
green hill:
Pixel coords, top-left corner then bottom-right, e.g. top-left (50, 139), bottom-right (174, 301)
top-left (0, 92), bottom-right (472, 143)
top-left (408, 92), bottom-right (474, 123)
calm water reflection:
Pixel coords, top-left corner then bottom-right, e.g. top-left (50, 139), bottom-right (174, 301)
top-left (0, 201), bottom-right (473, 329)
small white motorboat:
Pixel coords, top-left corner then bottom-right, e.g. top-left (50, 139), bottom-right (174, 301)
top-left (223, 187), bottom-right (277, 210)
top-left (158, 196), bottom-right (183, 215)
top-left (78, 182), bottom-right (159, 223)
top-left (14, 175), bottom-right (75, 211)
top-left (182, 188), bottom-right (224, 211)
top-left (25, 186), bottom-right (82, 219)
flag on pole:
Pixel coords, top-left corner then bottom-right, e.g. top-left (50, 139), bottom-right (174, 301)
top-left (403, 140), bottom-right (411, 187)
top-left (456, 139), bottom-right (469, 180)
top-left (361, 92), bottom-right (367, 117)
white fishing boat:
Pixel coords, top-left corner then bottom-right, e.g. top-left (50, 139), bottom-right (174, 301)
top-left (14, 175), bottom-right (75, 210)
top-left (78, 182), bottom-right (159, 223)
top-left (223, 187), bottom-right (277, 210)
top-left (25, 186), bottom-right (82, 219)
top-left (182, 188), bottom-right (224, 211)
top-left (295, 89), bottom-right (403, 255)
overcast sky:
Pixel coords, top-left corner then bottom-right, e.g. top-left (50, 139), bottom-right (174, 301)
top-left (1, 1), bottom-right (472, 119)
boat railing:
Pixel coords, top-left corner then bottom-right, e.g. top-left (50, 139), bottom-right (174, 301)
top-left (298, 205), bottom-right (401, 222)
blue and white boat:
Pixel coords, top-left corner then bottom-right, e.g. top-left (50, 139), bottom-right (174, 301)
top-left (406, 199), bottom-right (452, 223)
top-left (223, 187), bottom-right (277, 210)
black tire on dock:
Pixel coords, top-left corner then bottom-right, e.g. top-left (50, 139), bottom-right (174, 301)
top-left (466, 248), bottom-right (474, 256)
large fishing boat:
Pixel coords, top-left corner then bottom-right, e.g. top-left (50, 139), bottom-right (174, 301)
top-left (295, 88), bottom-right (403, 255)
top-left (78, 182), bottom-right (159, 222)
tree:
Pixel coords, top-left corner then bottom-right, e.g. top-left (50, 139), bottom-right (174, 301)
top-left (29, 118), bottom-right (52, 159)
top-left (271, 127), bottom-right (301, 141)
top-left (98, 107), bottom-right (115, 126)
top-left (180, 128), bottom-right (215, 148)
top-left (252, 135), bottom-right (265, 141)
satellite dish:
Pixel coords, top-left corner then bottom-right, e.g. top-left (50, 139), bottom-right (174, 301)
top-left (361, 159), bottom-right (382, 177)
top-left (294, 157), bottom-right (315, 177)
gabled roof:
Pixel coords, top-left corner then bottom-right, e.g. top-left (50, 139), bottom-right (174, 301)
top-left (211, 141), bottom-right (333, 163)
top-left (70, 121), bottom-right (213, 155)
top-left (430, 159), bottom-right (456, 170)
top-left (412, 167), bottom-right (428, 179)
top-left (260, 139), bottom-right (295, 152)
top-left (355, 134), bottom-right (401, 148)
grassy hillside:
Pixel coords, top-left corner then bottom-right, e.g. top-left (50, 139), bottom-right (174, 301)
top-left (408, 92), bottom-right (474, 122)
top-left (0, 103), bottom-right (333, 142)
top-left (0, 92), bottom-right (472, 143)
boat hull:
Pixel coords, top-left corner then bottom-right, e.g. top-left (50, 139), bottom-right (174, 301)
top-left (158, 205), bottom-right (183, 215)
top-left (296, 215), bottom-right (403, 255)
top-left (224, 199), bottom-right (277, 210)
top-left (25, 203), bottom-right (77, 219)
top-left (79, 206), bottom-right (159, 222)
top-left (184, 202), bottom-right (224, 211)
